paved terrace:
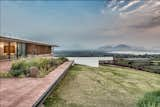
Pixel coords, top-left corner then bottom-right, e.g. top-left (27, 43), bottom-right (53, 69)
top-left (0, 61), bottom-right (73, 107)
top-left (0, 61), bottom-right (11, 72)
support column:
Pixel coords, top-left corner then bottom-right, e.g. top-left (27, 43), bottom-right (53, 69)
top-left (16, 42), bottom-right (19, 59)
top-left (8, 42), bottom-right (11, 59)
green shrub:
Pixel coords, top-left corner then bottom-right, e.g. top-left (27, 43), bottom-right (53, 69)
top-left (49, 58), bottom-right (59, 66)
top-left (0, 72), bottom-right (13, 78)
top-left (10, 69), bottom-right (24, 77)
top-left (11, 60), bottom-right (29, 76)
top-left (38, 58), bottom-right (49, 68)
top-left (27, 59), bottom-right (39, 68)
top-left (137, 90), bottom-right (160, 107)
top-left (128, 61), bottom-right (134, 67)
top-left (58, 57), bottom-right (68, 62)
top-left (11, 60), bottom-right (26, 70)
top-left (9, 57), bottom-right (67, 77)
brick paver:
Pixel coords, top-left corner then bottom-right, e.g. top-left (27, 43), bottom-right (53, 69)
top-left (0, 61), bottom-right (11, 72)
top-left (0, 61), bottom-right (73, 107)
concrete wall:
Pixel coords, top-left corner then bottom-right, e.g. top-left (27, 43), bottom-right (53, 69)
top-left (67, 57), bottom-right (113, 67)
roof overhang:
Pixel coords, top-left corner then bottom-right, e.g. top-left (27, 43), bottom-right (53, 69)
top-left (0, 35), bottom-right (58, 47)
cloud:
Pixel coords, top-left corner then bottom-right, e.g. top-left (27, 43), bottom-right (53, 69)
top-left (107, 0), bottom-right (117, 8)
top-left (119, 0), bottom-right (125, 4)
top-left (112, 5), bottom-right (118, 11)
top-left (110, 0), bottom-right (160, 29)
top-left (132, 16), bottom-right (160, 29)
top-left (118, 0), bottom-right (140, 11)
top-left (99, 0), bottom-right (160, 48)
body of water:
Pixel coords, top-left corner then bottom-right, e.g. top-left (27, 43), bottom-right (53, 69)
top-left (108, 51), bottom-right (160, 55)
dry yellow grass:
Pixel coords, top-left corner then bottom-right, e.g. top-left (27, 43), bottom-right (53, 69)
top-left (44, 64), bottom-right (160, 107)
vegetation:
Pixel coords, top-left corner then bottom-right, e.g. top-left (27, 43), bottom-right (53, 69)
top-left (137, 90), bottom-right (160, 107)
top-left (114, 54), bottom-right (160, 59)
top-left (44, 64), bottom-right (160, 107)
top-left (0, 72), bottom-right (13, 78)
top-left (0, 57), bottom-right (68, 78)
top-left (105, 58), bottom-right (160, 74)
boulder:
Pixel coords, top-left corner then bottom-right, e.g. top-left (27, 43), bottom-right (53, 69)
top-left (29, 66), bottom-right (39, 77)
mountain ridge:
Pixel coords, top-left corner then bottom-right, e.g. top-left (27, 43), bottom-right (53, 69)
top-left (98, 44), bottom-right (146, 51)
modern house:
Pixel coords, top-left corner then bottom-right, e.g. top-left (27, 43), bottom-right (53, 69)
top-left (0, 36), bottom-right (57, 60)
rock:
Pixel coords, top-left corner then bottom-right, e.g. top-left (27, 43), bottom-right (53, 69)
top-left (29, 66), bottom-right (39, 77)
top-left (40, 104), bottom-right (45, 107)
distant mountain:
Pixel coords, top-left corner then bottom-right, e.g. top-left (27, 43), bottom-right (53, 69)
top-left (98, 44), bottom-right (146, 51)
top-left (151, 47), bottom-right (160, 52)
top-left (98, 45), bottom-right (113, 50)
top-left (114, 44), bottom-right (131, 50)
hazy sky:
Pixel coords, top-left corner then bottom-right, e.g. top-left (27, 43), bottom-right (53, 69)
top-left (0, 0), bottom-right (160, 50)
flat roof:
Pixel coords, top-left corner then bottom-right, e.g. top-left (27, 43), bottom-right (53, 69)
top-left (0, 35), bottom-right (58, 47)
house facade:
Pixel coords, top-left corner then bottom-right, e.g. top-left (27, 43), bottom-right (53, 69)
top-left (0, 36), bottom-right (57, 60)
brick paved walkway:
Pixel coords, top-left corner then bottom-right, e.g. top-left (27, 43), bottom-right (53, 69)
top-left (0, 61), bottom-right (73, 107)
top-left (0, 61), bottom-right (11, 72)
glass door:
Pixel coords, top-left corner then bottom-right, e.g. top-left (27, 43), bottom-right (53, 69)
top-left (17, 43), bottom-right (26, 58)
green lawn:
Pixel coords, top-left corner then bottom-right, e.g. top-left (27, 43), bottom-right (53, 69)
top-left (44, 64), bottom-right (160, 107)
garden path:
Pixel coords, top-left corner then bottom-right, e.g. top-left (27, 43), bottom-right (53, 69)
top-left (0, 61), bottom-right (73, 107)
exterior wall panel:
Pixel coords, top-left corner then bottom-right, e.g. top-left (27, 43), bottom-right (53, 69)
top-left (26, 43), bottom-right (52, 55)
